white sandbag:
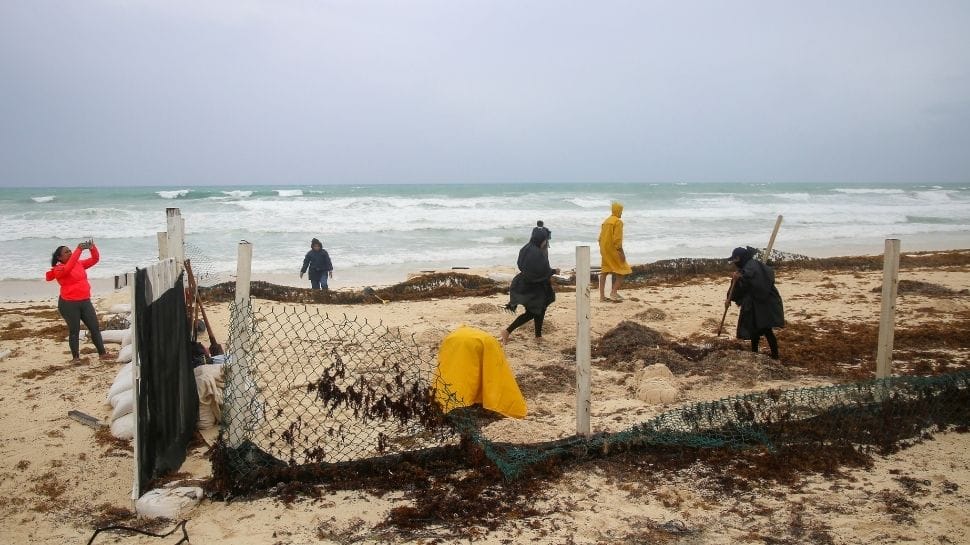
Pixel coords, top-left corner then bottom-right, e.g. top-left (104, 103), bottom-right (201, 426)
top-left (109, 388), bottom-right (132, 409)
top-left (116, 344), bottom-right (133, 363)
top-left (110, 412), bottom-right (134, 439)
top-left (121, 329), bottom-right (132, 347)
top-left (194, 364), bottom-right (224, 430)
top-left (111, 390), bottom-right (134, 421)
top-left (101, 329), bottom-right (130, 344)
top-left (106, 363), bottom-right (134, 402)
top-left (109, 303), bottom-right (131, 314)
top-left (135, 486), bottom-right (203, 519)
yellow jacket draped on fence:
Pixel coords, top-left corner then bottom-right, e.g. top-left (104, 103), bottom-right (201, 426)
top-left (434, 326), bottom-right (527, 419)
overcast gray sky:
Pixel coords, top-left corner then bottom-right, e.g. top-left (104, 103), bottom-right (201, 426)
top-left (1, 1), bottom-right (969, 187)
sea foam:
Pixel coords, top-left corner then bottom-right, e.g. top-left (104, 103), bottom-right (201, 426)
top-left (1, 182), bottom-right (967, 282)
top-left (157, 189), bottom-right (190, 199)
top-left (221, 190), bottom-right (254, 198)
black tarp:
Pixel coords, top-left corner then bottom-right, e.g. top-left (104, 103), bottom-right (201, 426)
top-left (135, 269), bottom-right (198, 495)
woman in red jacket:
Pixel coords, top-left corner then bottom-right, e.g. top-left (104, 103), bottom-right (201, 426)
top-left (45, 240), bottom-right (111, 362)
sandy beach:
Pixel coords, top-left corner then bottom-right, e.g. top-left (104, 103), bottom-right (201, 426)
top-left (1, 249), bottom-right (969, 544)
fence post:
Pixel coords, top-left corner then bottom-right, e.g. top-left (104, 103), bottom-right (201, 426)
top-left (127, 271), bottom-right (140, 504)
top-left (227, 241), bottom-right (253, 448)
top-left (876, 239), bottom-right (901, 378)
top-left (165, 208), bottom-right (184, 274)
top-left (576, 246), bottom-right (591, 437)
top-left (157, 232), bottom-right (169, 261)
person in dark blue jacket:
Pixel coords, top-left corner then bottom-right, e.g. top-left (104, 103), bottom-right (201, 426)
top-left (300, 238), bottom-right (333, 290)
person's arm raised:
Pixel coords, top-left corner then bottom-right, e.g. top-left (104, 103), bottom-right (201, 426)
top-left (81, 242), bottom-right (100, 268)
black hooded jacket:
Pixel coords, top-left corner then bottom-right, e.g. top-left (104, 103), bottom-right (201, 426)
top-left (730, 250), bottom-right (785, 338)
top-left (507, 231), bottom-right (556, 315)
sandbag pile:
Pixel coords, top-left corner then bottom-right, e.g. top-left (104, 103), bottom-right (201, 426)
top-left (106, 362), bottom-right (135, 439)
top-left (99, 302), bottom-right (228, 438)
top-left (101, 303), bottom-right (134, 363)
top-left (194, 364), bottom-right (225, 430)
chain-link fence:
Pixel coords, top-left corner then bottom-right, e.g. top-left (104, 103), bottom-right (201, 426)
top-left (185, 242), bottom-right (232, 289)
top-left (212, 299), bottom-right (970, 496)
top-left (215, 299), bottom-right (480, 491)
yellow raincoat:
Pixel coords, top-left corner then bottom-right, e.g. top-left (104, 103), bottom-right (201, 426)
top-left (433, 326), bottom-right (527, 419)
top-left (598, 201), bottom-right (632, 275)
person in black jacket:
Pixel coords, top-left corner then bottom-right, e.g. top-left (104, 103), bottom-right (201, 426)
top-left (300, 238), bottom-right (334, 290)
top-left (501, 228), bottom-right (558, 344)
top-left (726, 246), bottom-right (785, 359)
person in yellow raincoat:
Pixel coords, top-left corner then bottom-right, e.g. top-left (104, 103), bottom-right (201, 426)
top-left (598, 201), bottom-right (632, 301)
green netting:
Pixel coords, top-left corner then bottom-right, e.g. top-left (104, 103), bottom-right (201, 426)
top-left (211, 298), bottom-right (970, 496)
top-left (474, 371), bottom-right (970, 478)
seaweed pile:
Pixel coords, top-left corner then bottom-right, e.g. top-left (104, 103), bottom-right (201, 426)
top-left (623, 248), bottom-right (970, 287)
top-left (200, 272), bottom-right (504, 304)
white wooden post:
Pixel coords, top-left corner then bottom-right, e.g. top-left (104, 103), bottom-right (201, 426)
top-left (764, 215), bottom-right (784, 260)
top-left (876, 239), bottom-right (901, 378)
top-left (157, 232), bottom-right (169, 261)
top-left (576, 246), bottom-right (591, 437)
top-left (165, 208), bottom-right (185, 274)
top-left (128, 271), bottom-right (140, 503)
top-left (227, 241), bottom-right (253, 448)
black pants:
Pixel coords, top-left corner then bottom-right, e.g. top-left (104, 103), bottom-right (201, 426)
top-left (751, 328), bottom-right (779, 359)
top-left (308, 270), bottom-right (328, 290)
top-left (58, 298), bottom-right (106, 359)
top-left (506, 308), bottom-right (546, 338)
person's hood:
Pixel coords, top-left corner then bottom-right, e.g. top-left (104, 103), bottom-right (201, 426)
top-left (611, 201), bottom-right (623, 218)
top-left (529, 227), bottom-right (548, 246)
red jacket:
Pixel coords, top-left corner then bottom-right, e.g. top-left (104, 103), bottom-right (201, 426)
top-left (45, 244), bottom-right (99, 301)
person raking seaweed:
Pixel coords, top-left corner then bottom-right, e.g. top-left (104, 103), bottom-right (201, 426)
top-left (501, 228), bottom-right (558, 345)
top-left (300, 238), bottom-right (334, 290)
top-left (725, 246), bottom-right (785, 360)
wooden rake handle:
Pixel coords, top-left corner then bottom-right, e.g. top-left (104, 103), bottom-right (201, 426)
top-left (716, 277), bottom-right (737, 336)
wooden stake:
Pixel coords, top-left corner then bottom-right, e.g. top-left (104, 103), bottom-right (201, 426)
top-left (165, 208), bottom-right (185, 274)
top-left (157, 232), bottom-right (169, 261)
top-left (575, 246), bottom-right (591, 437)
top-left (764, 215), bottom-right (784, 261)
top-left (876, 239), bottom-right (901, 378)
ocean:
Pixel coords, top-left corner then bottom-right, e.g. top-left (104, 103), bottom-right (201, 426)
top-left (2, 182), bottom-right (969, 288)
